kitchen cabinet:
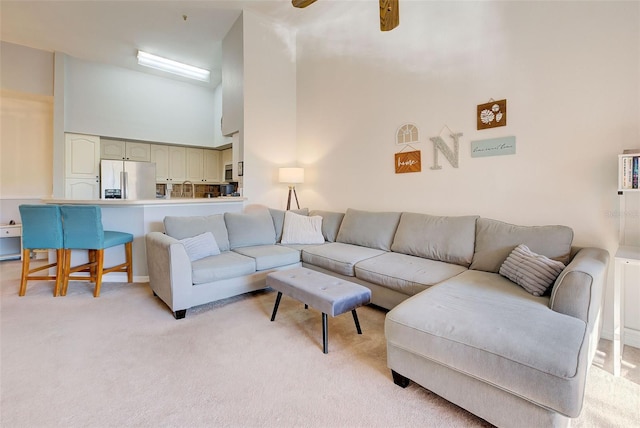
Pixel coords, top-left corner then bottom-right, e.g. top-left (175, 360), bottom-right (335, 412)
top-left (64, 133), bottom-right (100, 199)
top-left (169, 146), bottom-right (186, 182)
top-left (65, 178), bottom-right (100, 199)
top-left (101, 139), bottom-right (150, 162)
top-left (65, 133), bottom-right (100, 179)
top-left (186, 148), bottom-right (221, 183)
top-left (203, 150), bottom-right (221, 182)
top-left (151, 144), bottom-right (186, 183)
top-left (222, 148), bottom-right (232, 167)
top-left (186, 148), bottom-right (204, 182)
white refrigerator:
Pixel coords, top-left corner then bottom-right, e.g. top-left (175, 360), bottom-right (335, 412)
top-left (100, 160), bottom-right (157, 199)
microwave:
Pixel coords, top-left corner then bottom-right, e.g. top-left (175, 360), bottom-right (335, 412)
top-left (224, 164), bottom-right (233, 181)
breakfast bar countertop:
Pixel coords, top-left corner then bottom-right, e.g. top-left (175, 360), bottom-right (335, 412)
top-left (40, 197), bottom-right (246, 281)
top-left (42, 197), bottom-right (246, 206)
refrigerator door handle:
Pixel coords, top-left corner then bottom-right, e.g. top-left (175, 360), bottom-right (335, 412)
top-left (121, 171), bottom-right (128, 199)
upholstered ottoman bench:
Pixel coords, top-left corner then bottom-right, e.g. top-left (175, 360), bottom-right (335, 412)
top-left (267, 267), bottom-right (371, 353)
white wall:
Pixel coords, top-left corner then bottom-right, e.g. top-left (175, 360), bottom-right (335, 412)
top-left (213, 84), bottom-right (232, 148)
top-left (290, 2), bottom-right (639, 340)
top-left (0, 42), bottom-right (54, 218)
top-left (0, 42), bottom-right (53, 96)
top-left (242, 10), bottom-right (297, 208)
top-left (63, 54), bottom-right (217, 147)
top-left (221, 14), bottom-right (244, 137)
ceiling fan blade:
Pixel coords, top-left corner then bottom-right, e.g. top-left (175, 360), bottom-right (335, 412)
top-left (379, 0), bottom-right (399, 31)
top-left (292, 0), bottom-right (318, 8)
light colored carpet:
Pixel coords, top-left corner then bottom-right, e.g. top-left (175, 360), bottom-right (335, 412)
top-left (1, 259), bottom-right (639, 428)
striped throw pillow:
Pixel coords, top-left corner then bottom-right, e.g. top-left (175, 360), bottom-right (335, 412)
top-left (499, 244), bottom-right (566, 296)
top-left (179, 232), bottom-right (221, 261)
top-left (281, 211), bottom-right (325, 245)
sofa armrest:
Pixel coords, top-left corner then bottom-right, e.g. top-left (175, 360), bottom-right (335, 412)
top-left (145, 232), bottom-right (193, 312)
top-left (549, 247), bottom-right (610, 324)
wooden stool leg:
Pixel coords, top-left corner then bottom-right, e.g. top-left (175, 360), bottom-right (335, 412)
top-left (88, 250), bottom-right (97, 281)
top-left (93, 249), bottom-right (105, 297)
top-left (19, 248), bottom-right (31, 296)
top-left (53, 249), bottom-right (65, 297)
top-left (125, 242), bottom-right (133, 283)
top-left (61, 249), bottom-right (72, 296)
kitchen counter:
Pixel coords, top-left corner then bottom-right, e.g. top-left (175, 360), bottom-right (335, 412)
top-left (43, 197), bottom-right (246, 281)
top-left (43, 197), bottom-right (246, 206)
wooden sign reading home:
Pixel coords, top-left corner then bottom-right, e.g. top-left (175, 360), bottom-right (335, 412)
top-left (395, 150), bottom-right (421, 173)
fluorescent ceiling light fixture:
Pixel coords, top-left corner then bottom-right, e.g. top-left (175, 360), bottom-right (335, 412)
top-left (137, 50), bottom-right (210, 82)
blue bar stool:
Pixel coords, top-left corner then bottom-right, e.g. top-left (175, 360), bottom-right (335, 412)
top-left (18, 205), bottom-right (65, 297)
top-left (60, 205), bottom-right (133, 297)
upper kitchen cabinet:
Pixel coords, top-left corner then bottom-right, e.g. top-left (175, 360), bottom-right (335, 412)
top-left (221, 15), bottom-right (243, 137)
top-left (64, 133), bottom-right (100, 199)
top-left (186, 148), bottom-right (221, 183)
top-left (203, 150), bottom-right (221, 182)
top-left (186, 148), bottom-right (204, 182)
top-left (65, 133), bottom-right (100, 179)
top-left (222, 148), bottom-right (232, 167)
top-left (101, 139), bottom-right (150, 162)
top-left (151, 144), bottom-right (186, 183)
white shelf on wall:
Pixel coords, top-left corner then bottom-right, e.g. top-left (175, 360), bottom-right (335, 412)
top-left (617, 154), bottom-right (639, 192)
top-left (613, 152), bottom-right (640, 376)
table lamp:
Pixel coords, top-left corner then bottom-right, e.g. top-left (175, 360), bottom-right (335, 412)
top-left (279, 167), bottom-right (304, 210)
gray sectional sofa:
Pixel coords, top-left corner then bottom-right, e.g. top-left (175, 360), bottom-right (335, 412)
top-left (145, 206), bottom-right (609, 427)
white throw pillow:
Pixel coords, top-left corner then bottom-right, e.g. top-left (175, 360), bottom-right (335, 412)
top-left (281, 211), bottom-right (325, 245)
top-left (179, 232), bottom-right (221, 261)
top-left (499, 244), bottom-right (565, 296)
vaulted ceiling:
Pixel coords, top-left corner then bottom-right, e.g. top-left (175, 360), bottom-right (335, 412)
top-left (0, 1), bottom-right (328, 88)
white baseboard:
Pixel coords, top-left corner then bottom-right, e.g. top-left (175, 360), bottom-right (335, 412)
top-left (73, 272), bottom-right (149, 284)
top-left (601, 327), bottom-right (640, 349)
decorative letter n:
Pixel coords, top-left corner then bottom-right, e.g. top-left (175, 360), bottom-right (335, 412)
top-left (430, 133), bottom-right (462, 170)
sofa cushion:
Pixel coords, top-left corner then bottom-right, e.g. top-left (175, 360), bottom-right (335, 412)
top-left (281, 211), bottom-right (325, 245)
top-left (164, 214), bottom-right (230, 252)
top-left (391, 212), bottom-right (478, 267)
top-left (470, 218), bottom-right (574, 273)
top-left (309, 210), bottom-right (345, 242)
top-left (336, 209), bottom-right (401, 251)
top-left (191, 251), bottom-right (256, 284)
top-left (232, 245), bottom-right (301, 271)
top-left (385, 269), bottom-right (587, 416)
top-left (179, 232), bottom-right (221, 262)
top-left (224, 211), bottom-right (276, 249)
top-left (355, 252), bottom-right (467, 297)
top-left (302, 242), bottom-right (385, 276)
top-left (500, 244), bottom-right (566, 296)
top-left (268, 208), bottom-right (309, 243)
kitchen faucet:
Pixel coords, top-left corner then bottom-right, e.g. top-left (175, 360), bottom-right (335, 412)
top-left (181, 180), bottom-right (194, 197)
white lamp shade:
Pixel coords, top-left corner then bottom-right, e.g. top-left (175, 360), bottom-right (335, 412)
top-left (279, 167), bottom-right (304, 184)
